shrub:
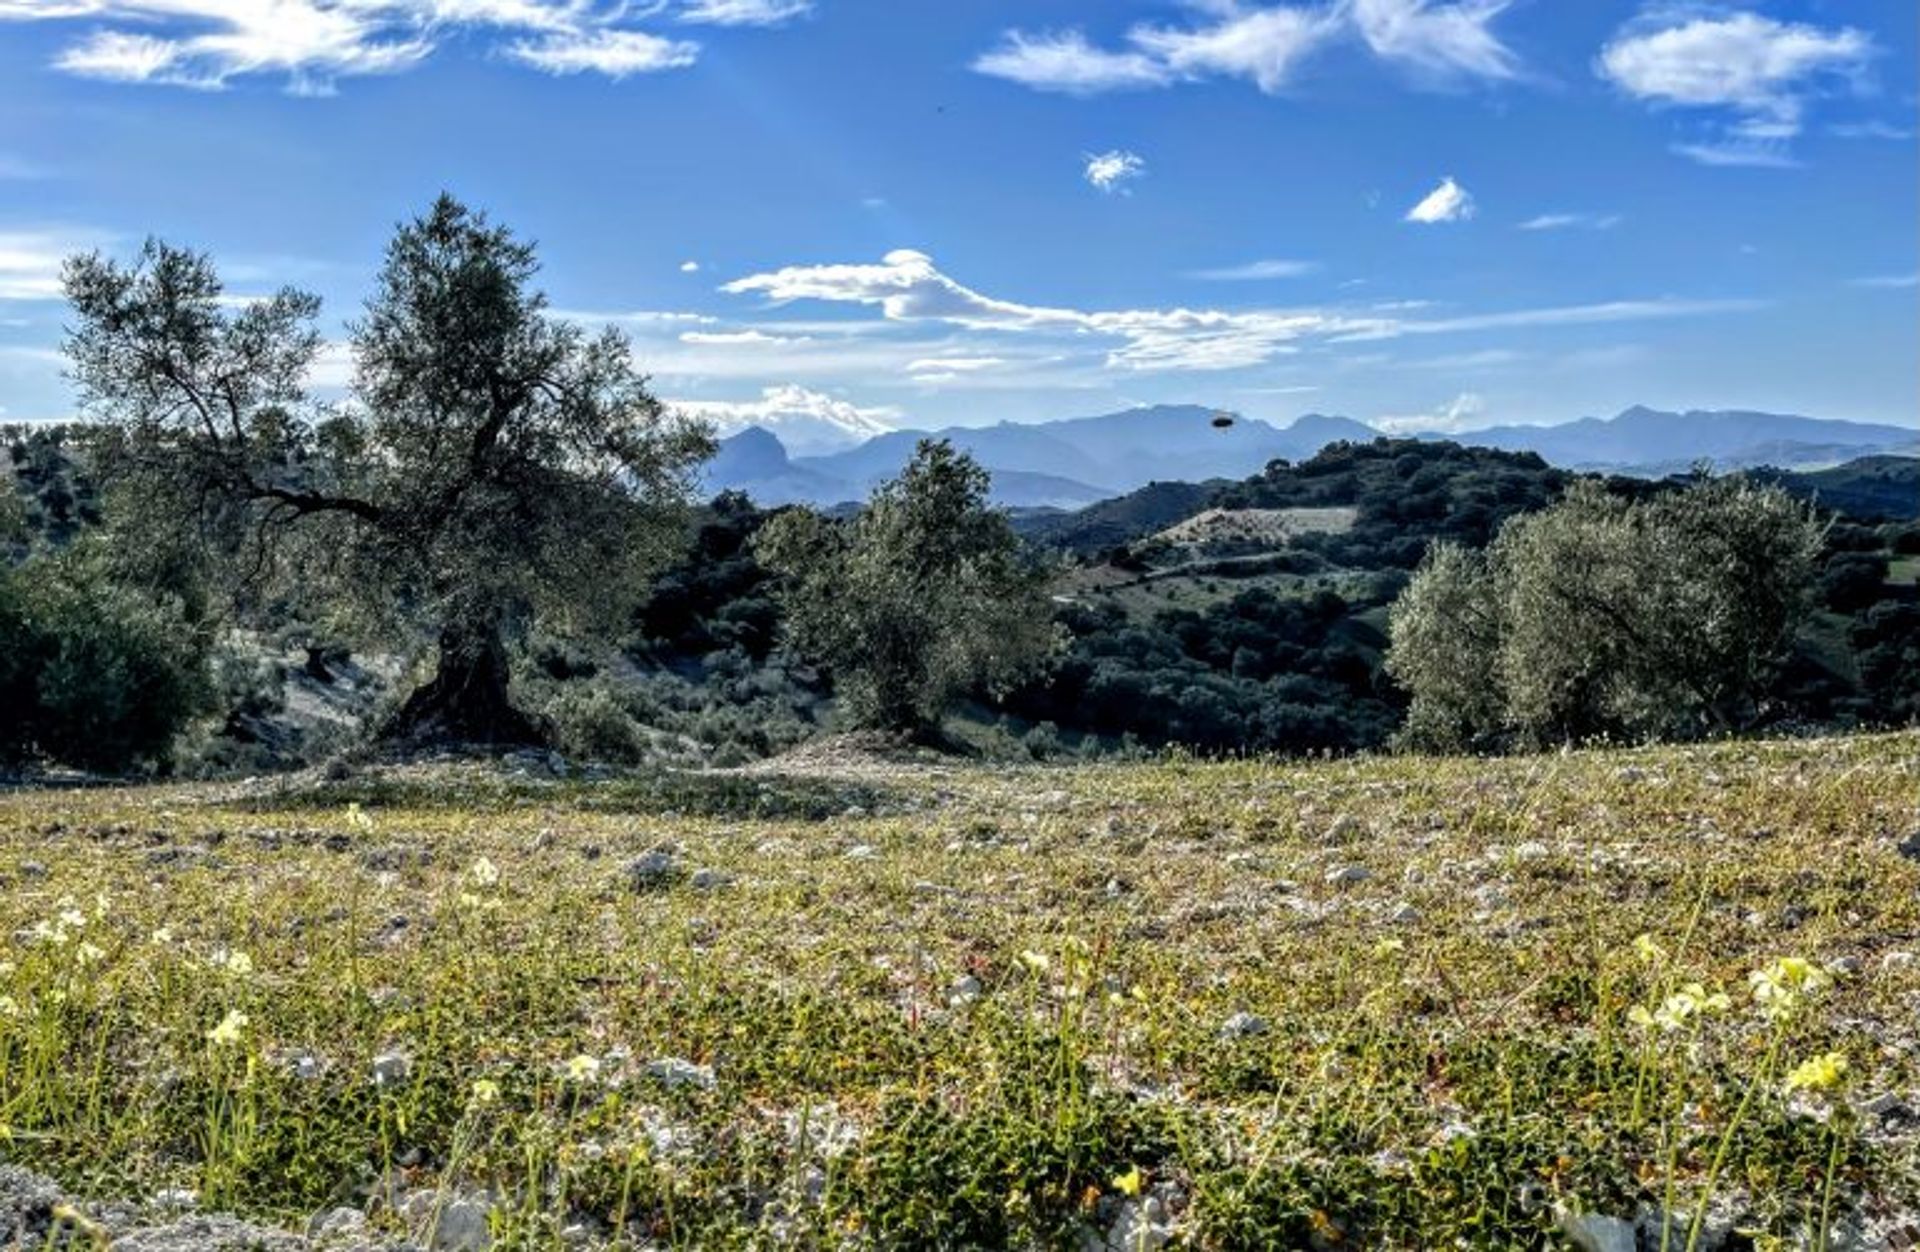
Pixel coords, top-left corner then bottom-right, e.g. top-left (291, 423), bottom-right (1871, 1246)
top-left (0, 553), bottom-right (211, 772)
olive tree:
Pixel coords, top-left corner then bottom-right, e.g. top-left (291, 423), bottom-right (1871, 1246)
top-left (1387, 475), bottom-right (1825, 748)
top-left (62, 195), bottom-right (713, 745)
top-left (754, 440), bottom-right (1060, 736)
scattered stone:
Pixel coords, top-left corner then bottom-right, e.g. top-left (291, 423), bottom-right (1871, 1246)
top-left (370, 1048), bottom-right (412, 1088)
top-left (1828, 955), bottom-right (1863, 977)
top-left (1326, 814), bottom-right (1363, 842)
top-left (307, 1206), bottom-right (369, 1245)
top-left (1081, 1195), bottom-right (1174, 1251)
top-left (428, 1196), bottom-right (493, 1251)
top-left (689, 867), bottom-right (730, 891)
top-left (1219, 1011), bottom-right (1269, 1039)
top-left (644, 1057), bottom-right (716, 1090)
top-left (846, 844), bottom-right (877, 860)
top-left (151, 1188), bottom-right (199, 1209)
top-left (1557, 1209), bottom-right (1635, 1252)
top-left (1512, 841), bottom-right (1550, 861)
top-left (1325, 865), bottom-right (1372, 886)
top-left (624, 848), bottom-right (683, 892)
top-left (116, 1215), bottom-right (310, 1251)
top-left (1896, 832), bottom-right (1920, 863)
top-left (1859, 1091), bottom-right (1907, 1119)
top-left (1389, 903), bottom-right (1421, 925)
top-left (949, 975), bottom-right (983, 1007)
top-left (17, 860), bottom-right (49, 880)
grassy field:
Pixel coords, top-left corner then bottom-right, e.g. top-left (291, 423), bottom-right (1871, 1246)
top-left (3, 734), bottom-right (1918, 1249)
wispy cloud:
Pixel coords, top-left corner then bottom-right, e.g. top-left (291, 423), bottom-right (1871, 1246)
top-left (1850, 272), bottom-right (1918, 290)
top-left (677, 0), bottom-right (809, 27)
top-left (1518, 211), bottom-right (1621, 231)
top-left (1188, 259), bottom-right (1318, 280)
top-left (974, 0), bottom-right (1517, 97)
top-left (1405, 176), bottom-right (1474, 223)
top-left (1596, 10), bottom-right (1877, 167)
top-left (670, 383), bottom-right (897, 453)
top-left (0, 228), bottom-right (111, 300)
top-left (1084, 150), bottom-right (1146, 194)
top-left (721, 248), bottom-right (1758, 373)
top-left (970, 30), bottom-right (1171, 96)
top-left (1, 0), bottom-right (800, 91)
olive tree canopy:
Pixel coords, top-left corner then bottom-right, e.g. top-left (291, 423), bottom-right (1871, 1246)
top-left (62, 195), bottom-right (714, 745)
top-left (755, 439), bottom-right (1061, 736)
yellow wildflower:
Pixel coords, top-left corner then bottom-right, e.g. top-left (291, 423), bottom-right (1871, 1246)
top-left (1018, 950), bottom-right (1050, 974)
top-left (206, 1009), bottom-right (249, 1047)
top-left (565, 1054), bottom-right (602, 1083)
top-left (1112, 1165), bottom-right (1143, 1197)
top-left (469, 1078), bottom-right (502, 1107)
top-left (1784, 1051), bottom-right (1848, 1094)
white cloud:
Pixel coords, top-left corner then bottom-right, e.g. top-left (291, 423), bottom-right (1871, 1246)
top-left (1850, 272), bottom-right (1918, 290)
top-left (672, 383), bottom-right (898, 454)
top-left (1404, 175), bottom-right (1473, 223)
top-left (907, 356), bottom-right (1004, 374)
top-left (1373, 390), bottom-right (1486, 434)
top-left (1131, 5), bottom-right (1334, 94)
top-left (678, 328), bottom-right (808, 345)
top-left (1189, 258), bottom-right (1317, 280)
top-left (677, 0), bottom-right (808, 27)
top-left (0, 228), bottom-right (110, 300)
top-left (1828, 120), bottom-right (1912, 141)
top-left (974, 0), bottom-right (1517, 97)
top-left (679, 260), bottom-right (700, 273)
top-left (507, 28), bottom-right (698, 77)
top-left (1084, 149), bottom-right (1145, 194)
top-left (1597, 11), bottom-right (1876, 166)
top-left (722, 248), bottom-right (1754, 374)
top-left (0, 0), bottom-right (803, 90)
top-left (1347, 0), bottom-right (1515, 82)
top-left (970, 29), bottom-right (1171, 95)
top-left (1517, 212), bottom-right (1620, 231)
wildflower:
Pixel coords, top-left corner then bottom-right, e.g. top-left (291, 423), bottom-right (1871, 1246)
top-left (565, 1054), bottom-right (602, 1083)
top-left (0, 995), bottom-right (21, 1018)
top-left (58, 907), bottom-right (87, 931)
top-left (1018, 950), bottom-right (1050, 974)
top-left (469, 1078), bottom-right (502, 1108)
top-left (1629, 982), bottom-right (1731, 1032)
top-left (1632, 933), bottom-right (1667, 965)
top-left (467, 857), bottom-right (500, 889)
top-left (206, 1009), bottom-right (249, 1047)
top-left (346, 803), bottom-right (374, 832)
top-left (149, 928), bottom-right (174, 946)
top-left (1112, 1165), bottom-right (1143, 1197)
top-left (1784, 1051), bottom-right (1848, 1094)
top-left (74, 942), bottom-right (106, 967)
top-left (211, 948), bottom-right (254, 977)
top-left (1750, 957), bottom-right (1831, 1019)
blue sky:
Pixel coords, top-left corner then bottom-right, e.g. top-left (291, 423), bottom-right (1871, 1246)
top-left (1, 0), bottom-right (1915, 441)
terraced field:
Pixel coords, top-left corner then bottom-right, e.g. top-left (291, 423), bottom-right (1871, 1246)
top-left (3, 733), bottom-right (1918, 1249)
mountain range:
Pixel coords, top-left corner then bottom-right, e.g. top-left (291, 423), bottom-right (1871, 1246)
top-left (698, 403), bottom-right (1917, 509)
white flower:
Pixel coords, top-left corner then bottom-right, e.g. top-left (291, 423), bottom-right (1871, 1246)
top-left (565, 1054), bottom-right (603, 1083)
top-left (467, 857), bottom-right (500, 889)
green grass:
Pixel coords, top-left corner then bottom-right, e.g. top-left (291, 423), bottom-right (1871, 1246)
top-left (3, 733), bottom-right (1918, 1248)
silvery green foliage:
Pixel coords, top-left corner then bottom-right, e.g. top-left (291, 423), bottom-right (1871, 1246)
top-left (756, 439), bottom-right (1062, 734)
top-left (1389, 474), bottom-right (1825, 747)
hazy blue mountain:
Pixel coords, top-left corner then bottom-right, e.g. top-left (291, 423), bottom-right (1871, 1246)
top-left (701, 426), bottom-right (1112, 509)
top-left (1437, 406), bottom-right (1916, 470)
top-left (791, 405), bottom-right (1376, 496)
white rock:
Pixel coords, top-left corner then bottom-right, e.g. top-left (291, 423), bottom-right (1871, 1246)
top-left (1080, 1196), bottom-right (1173, 1252)
top-left (1389, 904), bottom-right (1421, 925)
top-left (370, 1049), bottom-right (412, 1087)
top-left (1219, 1011), bottom-right (1269, 1039)
top-left (949, 975), bottom-right (983, 1007)
top-left (625, 849), bottom-right (682, 892)
top-left (1513, 841), bottom-right (1550, 860)
top-left (1325, 865), bottom-right (1372, 886)
top-left (1557, 1209), bottom-right (1635, 1252)
top-left (645, 1057), bottom-right (716, 1090)
top-left (689, 867), bottom-right (729, 891)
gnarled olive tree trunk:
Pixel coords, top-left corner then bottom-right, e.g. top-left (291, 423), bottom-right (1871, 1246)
top-left (384, 618), bottom-right (545, 747)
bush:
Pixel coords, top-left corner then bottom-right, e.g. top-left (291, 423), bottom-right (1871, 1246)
top-left (0, 554), bottom-right (211, 773)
